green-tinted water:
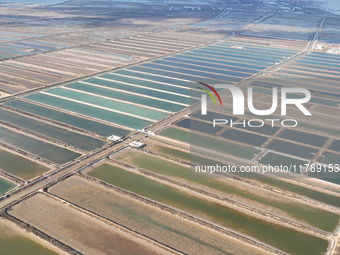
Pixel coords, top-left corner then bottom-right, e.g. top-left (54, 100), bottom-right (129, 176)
top-left (0, 108), bottom-right (107, 151)
top-left (194, 156), bottom-right (340, 208)
top-left (66, 82), bottom-right (184, 112)
top-left (152, 145), bottom-right (190, 161)
top-left (88, 163), bottom-right (328, 255)
top-left (0, 149), bottom-right (49, 180)
top-left (45, 88), bottom-right (168, 120)
top-left (5, 100), bottom-right (130, 137)
top-left (0, 126), bottom-right (81, 164)
top-left (259, 152), bottom-right (308, 172)
top-left (0, 177), bottom-right (15, 195)
top-left (0, 220), bottom-right (58, 255)
top-left (159, 127), bottom-right (261, 160)
top-left (158, 127), bottom-right (340, 207)
top-left (117, 150), bottom-right (339, 232)
top-left (25, 93), bottom-right (152, 129)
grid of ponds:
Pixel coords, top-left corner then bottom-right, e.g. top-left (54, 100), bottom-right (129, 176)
top-left (241, 13), bottom-right (321, 44)
top-left (4, 100), bottom-right (130, 137)
top-left (0, 40), bottom-right (299, 169)
top-left (22, 41), bottom-right (295, 133)
top-left (0, 39), bottom-right (66, 60)
top-left (254, 52), bottom-right (340, 97)
top-left (0, 108), bottom-right (107, 152)
top-left (0, 125), bottom-right (81, 165)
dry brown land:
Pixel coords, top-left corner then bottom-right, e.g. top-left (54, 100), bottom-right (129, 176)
top-left (50, 175), bottom-right (267, 255)
top-left (9, 193), bottom-right (166, 255)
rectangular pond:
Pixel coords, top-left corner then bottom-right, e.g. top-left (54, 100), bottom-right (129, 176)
top-left (0, 149), bottom-right (49, 180)
top-left (259, 152), bottom-right (308, 172)
top-left (4, 100), bottom-right (130, 137)
top-left (0, 108), bottom-right (107, 151)
top-left (175, 118), bottom-right (223, 134)
top-left (159, 127), bottom-right (261, 160)
top-left (117, 149), bottom-right (338, 232)
top-left (87, 163), bottom-right (328, 255)
top-left (44, 88), bottom-right (168, 120)
top-left (0, 126), bottom-right (81, 164)
top-left (0, 176), bottom-right (15, 195)
top-left (84, 77), bottom-right (191, 105)
top-left (329, 140), bottom-right (340, 153)
top-left (278, 129), bottom-right (328, 147)
top-left (67, 82), bottom-right (185, 113)
top-left (25, 93), bottom-right (152, 129)
top-left (0, 219), bottom-right (59, 255)
top-left (220, 129), bottom-right (268, 147)
top-left (267, 139), bottom-right (319, 160)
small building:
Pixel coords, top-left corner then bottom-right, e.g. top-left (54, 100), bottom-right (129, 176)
top-left (129, 141), bottom-right (146, 148)
top-left (106, 135), bottom-right (122, 142)
top-left (146, 131), bottom-right (156, 136)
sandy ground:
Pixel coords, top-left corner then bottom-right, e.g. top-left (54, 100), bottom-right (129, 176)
top-left (10, 193), bottom-right (166, 255)
top-left (50, 175), bottom-right (267, 255)
top-left (0, 91), bottom-right (10, 99)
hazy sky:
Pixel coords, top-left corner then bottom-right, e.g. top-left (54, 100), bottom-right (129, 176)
top-left (321, 0), bottom-right (340, 14)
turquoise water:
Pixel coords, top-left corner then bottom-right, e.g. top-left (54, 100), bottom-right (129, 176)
top-left (152, 60), bottom-right (249, 78)
top-left (162, 56), bottom-right (258, 74)
top-left (0, 47), bottom-right (27, 55)
top-left (16, 42), bottom-right (55, 50)
top-left (220, 42), bottom-right (298, 54)
top-left (5, 100), bottom-right (130, 137)
top-left (100, 73), bottom-right (192, 95)
top-left (190, 22), bottom-right (210, 27)
top-left (174, 54), bottom-right (263, 71)
top-left (84, 77), bottom-right (191, 104)
top-left (67, 82), bottom-right (185, 112)
top-left (0, 38), bottom-right (17, 41)
top-left (252, 87), bottom-right (339, 107)
top-left (128, 66), bottom-right (196, 82)
top-left (287, 66), bottom-right (340, 77)
top-left (25, 93), bottom-right (152, 129)
top-left (0, 108), bottom-right (106, 151)
top-left (182, 52), bottom-right (271, 67)
top-left (45, 88), bottom-right (168, 120)
top-left (30, 40), bottom-right (65, 48)
top-left (0, 126), bottom-right (80, 164)
top-left (204, 46), bottom-right (287, 60)
top-left (298, 59), bottom-right (340, 69)
top-left (195, 49), bottom-right (278, 63)
top-left (141, 63), bottom-right (242, 82)
top-left (0, 53), bottom-right (12, 58)
top-left (2, 44), bottom-right (27, 50)
top-left (115, 70), bottom-right (192, 87)
top-left (282, 70), bottom-right (339, 82)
